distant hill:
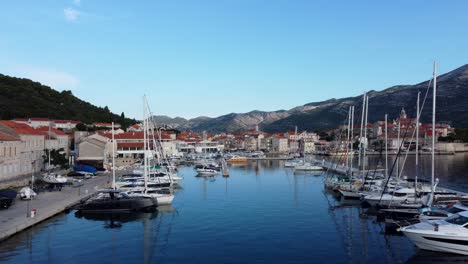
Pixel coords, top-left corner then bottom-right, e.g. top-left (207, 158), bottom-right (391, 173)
top-left (0, 74), bottom-right (135, 128)
top-left (153, 64), bottom-right (468, 132)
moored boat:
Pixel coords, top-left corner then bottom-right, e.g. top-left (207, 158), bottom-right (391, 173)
top-left (76, 190), bottom-right (155, 212)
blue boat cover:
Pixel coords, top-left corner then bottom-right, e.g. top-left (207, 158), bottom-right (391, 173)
top-left (74, 165), bottom-right (97, 173)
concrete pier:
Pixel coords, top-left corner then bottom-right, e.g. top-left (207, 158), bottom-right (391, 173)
top-left (0, 175), bottom-right (110, 242)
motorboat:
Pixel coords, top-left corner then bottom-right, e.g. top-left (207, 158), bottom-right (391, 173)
top-left (19, 187), bottom-right (37, 200)
top-left (76, 190), bottom-right (155, 212)
top-left (363, 187), bottom-right (425, 207)
top-left (41, 173), bottom-right (68, 184)
top-left (419, 202), bottom-right (468, 221)
top-left (400, 211), bottom-right (468, 255)
top-left (196, 167), bottom-right (219, 177)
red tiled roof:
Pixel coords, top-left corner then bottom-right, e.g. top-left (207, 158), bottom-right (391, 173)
top-left (0, 121), bottom-right (44, 136)
top-left (0, 131), bottom-right (20, 141)
top-left (36, 126), bottom-right (67, 135)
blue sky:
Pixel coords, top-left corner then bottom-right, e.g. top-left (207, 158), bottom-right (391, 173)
top-left (1, 0), bottom-right (467, 120)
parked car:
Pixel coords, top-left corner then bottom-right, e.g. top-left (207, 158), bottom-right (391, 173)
top-left (0, 189), bottom-right (17, 209)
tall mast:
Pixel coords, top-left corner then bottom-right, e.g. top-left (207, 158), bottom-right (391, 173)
top-left (430, 62), bottom-right (437, 206)
top-left (396, 121), bottom-right (400, 179)
top-left (416, 93), bottom-right (420, 182)
top-left (363, 95), bottom-right (369, 170)
top-left (143, 95), bottom-right (148, 193)
top-left (358, 93), bottom-right (366, 168)
top-left (111, 122), bottom-right (116, 190)
top-left (346, 106), bottom-right (351, 168)
top-left (48, 121), bottom-right (51, 170)
top-left (385, 114), bottom-right (388, 179)
top-left (350, 106), bottom-right (354, 172)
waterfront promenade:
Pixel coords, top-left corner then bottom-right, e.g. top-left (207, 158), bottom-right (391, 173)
top-left (0, 175), bottom-right (111, 241)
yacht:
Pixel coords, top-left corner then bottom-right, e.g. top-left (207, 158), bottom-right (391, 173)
top-left (400, 211), bottom-right (468, 255)
top-left (76, 190), bottom-right (156, 212)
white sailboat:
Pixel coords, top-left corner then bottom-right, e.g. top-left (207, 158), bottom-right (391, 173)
top-left (398, 63), bottom-right (468, 254)
top-left (124, 96), bottom-right (175, 205)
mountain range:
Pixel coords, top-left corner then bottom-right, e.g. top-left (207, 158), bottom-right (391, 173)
top-left (153, 64), bottom-right (468, 133)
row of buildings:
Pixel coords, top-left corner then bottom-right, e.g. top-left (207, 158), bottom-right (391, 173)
top-left (0, 119), bottom-right (72, 182)
top-left (75, 124), bottom-right (323, 168)
top-left (0, 109), bottom-right (458, 182)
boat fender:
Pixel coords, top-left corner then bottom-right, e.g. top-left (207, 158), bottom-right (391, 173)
top-left (434, 223), bottom-right (439, 232)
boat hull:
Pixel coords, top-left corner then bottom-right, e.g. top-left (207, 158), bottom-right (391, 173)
top-left (402, 229), bottom-right (468, 255)
top-left (77, 197), bottom-right (155, 212)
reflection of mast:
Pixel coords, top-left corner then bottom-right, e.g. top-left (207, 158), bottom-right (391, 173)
top-left (143, 217), bottom-right (149, 264)
top-left (293, 172), bottom-right (298, 207)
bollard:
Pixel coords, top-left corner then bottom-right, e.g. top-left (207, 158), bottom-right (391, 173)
top-left (30, 209), bottom-right (37, 218)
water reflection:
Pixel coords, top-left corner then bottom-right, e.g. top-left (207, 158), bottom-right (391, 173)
top-left (406, 250), bottom-right (468, 264)
top-left (3, 157), bottom-right (468, 263)
top-left (74, 210), bottom-right (159, 229)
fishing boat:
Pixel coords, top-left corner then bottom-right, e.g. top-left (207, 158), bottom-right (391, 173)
top-left (400, 211), bottom-right (468, 255)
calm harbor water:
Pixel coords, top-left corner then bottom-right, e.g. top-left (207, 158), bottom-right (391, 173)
top-left (2, 154), bottom-right (468, 264)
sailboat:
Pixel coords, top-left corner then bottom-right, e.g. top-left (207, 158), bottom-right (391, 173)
top-left (76, 122), bottom-right (156, 212)
top-left (398, 63), bottom-right (468, 254)
top-left (124, 96), bottom-right (175, 205)
top-left (41, 122), bottom-right (68, 184)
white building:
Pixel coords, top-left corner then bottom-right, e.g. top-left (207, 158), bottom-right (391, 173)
top-left (0, 131), bottom-right (22, 181)
top-left (13, 118), bottom-right (81, 130)
top-left (0, 121), bottom-right (45, 176)
top-left (272, 136), bottom-right (289, 153)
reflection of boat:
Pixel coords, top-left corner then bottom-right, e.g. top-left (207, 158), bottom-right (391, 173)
top-left (406, 250), bottom-right (468, 264)
top-left (157, 205), bottom-right (176, 214)
top-left (76, 190), bottom-right (156, 212)
top-left (41, 173), bottom-right (68, 184)
top-left (400, 211), bottom-right (468, 255)
top-left (74, 210), bottom-right (158, 228)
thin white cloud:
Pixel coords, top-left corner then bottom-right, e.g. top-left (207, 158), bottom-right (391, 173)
top-left (73, 0), bottom-right (81, 6)
top-left (6, 65), bottom-right (79, 91)
top-left (64, 7), bottom-right (80, 22)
